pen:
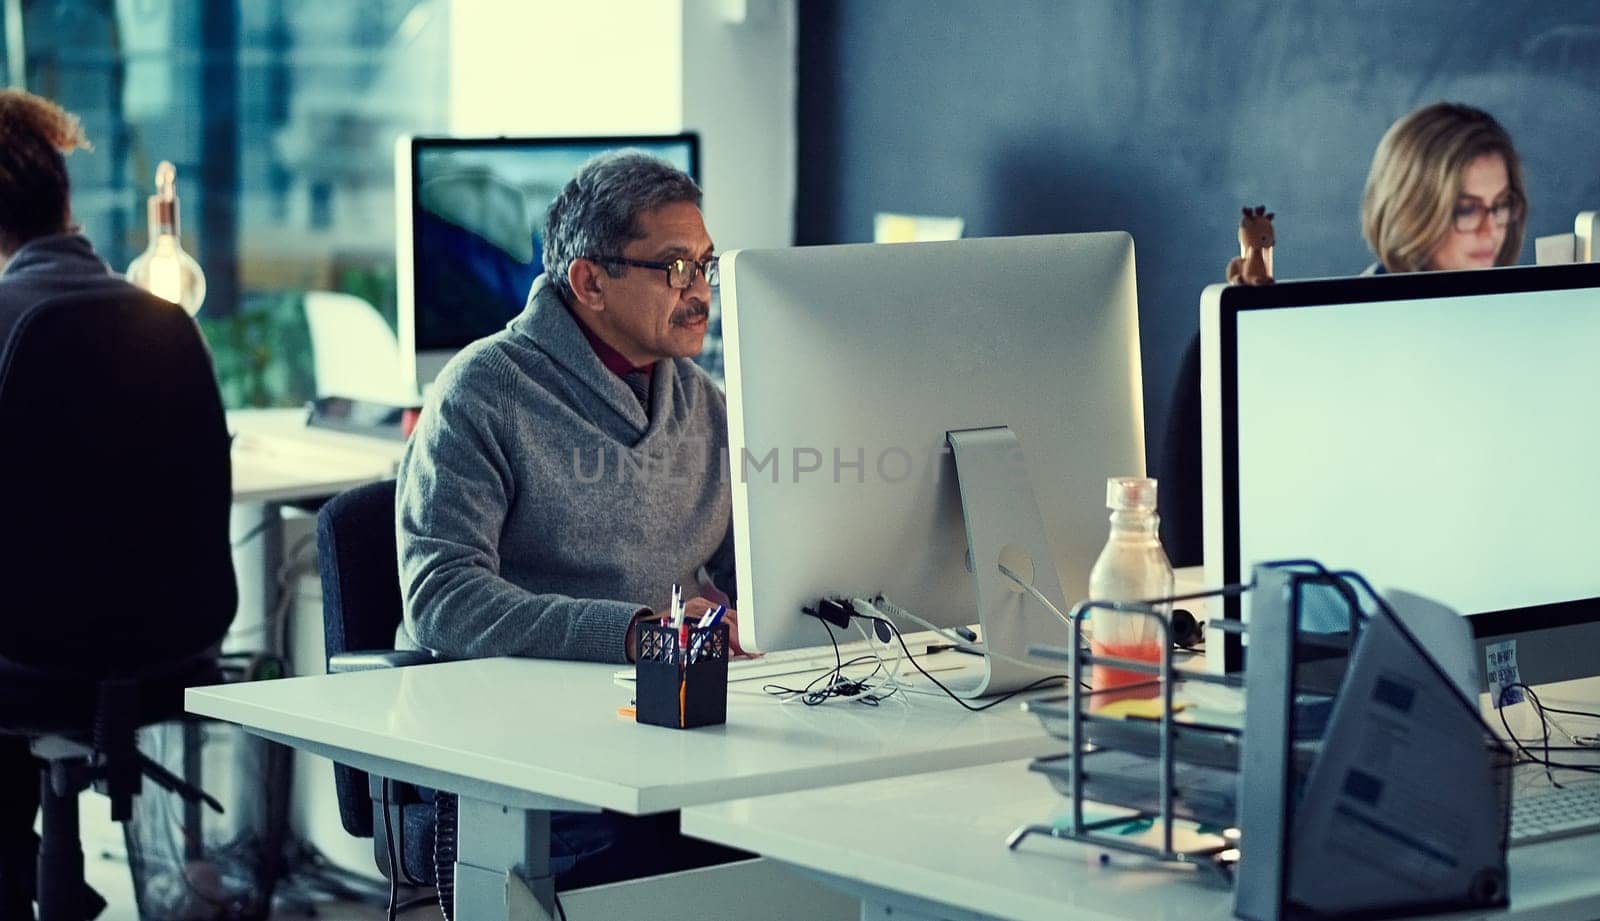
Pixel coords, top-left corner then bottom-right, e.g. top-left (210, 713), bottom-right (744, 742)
top-left (697, 604), bottom-right (726, 630)
top-left (674, 585), bottom-right (692, 661)
top-left (689, 605), bottom-right (727, 660)
top-left (926, 642), bottom-right (985, 657)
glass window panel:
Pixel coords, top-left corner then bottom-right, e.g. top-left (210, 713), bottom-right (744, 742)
top-left (24, 0), bottom-right (449, 407)
top-left (12, 2), bottom-right (723, 405)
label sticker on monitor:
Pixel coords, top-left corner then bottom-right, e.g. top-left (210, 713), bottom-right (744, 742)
top-left (1485, 640), bottom-right (1524, 707)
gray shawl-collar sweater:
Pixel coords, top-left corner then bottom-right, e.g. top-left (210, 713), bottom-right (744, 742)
top-left (396, 275), bottom-right (734, 662)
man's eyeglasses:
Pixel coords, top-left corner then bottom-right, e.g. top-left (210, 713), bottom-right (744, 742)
top-left (589, 255), bottom-right (719, 289)
top-left (1452, 196), bottom-right (1522, 233)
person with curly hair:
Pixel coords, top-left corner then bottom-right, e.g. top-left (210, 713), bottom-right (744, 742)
top-left (0, 89), bottom-right (232, 921)
top-left (0, 88), bottom-right (94, 342)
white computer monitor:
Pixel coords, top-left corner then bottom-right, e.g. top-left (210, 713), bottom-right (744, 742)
top-left (394, 133), bottom-right (698, 395)
top-left (1201, 263), bottom-right (1600, 684)
top-left (1578, 210), bottom-right (1597, 263)
top-left (721, 232), bottom-right (1145, 696)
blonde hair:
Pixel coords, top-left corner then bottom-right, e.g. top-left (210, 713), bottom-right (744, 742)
top-left (1361, 102), bottom-right (1526, 273)
top-left (0, 89), bottom-right (90, 252)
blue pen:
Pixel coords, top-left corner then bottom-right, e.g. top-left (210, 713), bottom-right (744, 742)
top-left (697, 604), bottom-right (727, 630)
top-left (689, 605), bottom-right (727, 659)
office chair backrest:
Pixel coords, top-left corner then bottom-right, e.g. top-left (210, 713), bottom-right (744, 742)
top-left (317, 478), bottom-right (402, 657)
top-left (316, 477), bottom-right (400, 837)
top-left (303, 291), bottom-right (413, 405)
top-left (0, 289), bottom-right (236, 677)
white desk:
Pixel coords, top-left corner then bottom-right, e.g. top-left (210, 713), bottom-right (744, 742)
top-left (229, 407), bottom-right (403, 504)
top-left (226, 408), bottom-right (404, 659)
top-left (683, 759), bottom-right (1600, 921)
top-left (186, 656), bottom-right (1067, 920)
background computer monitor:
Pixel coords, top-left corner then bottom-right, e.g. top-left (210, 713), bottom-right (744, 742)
top-left (721, 233), bottom-right (1145, 668)
top-left (1578, 210), bottom-right (1597, 263)
top-left (1201, 264), bottom-right (1600, 684)
top-left (395, 133), bottom-right (699, 394)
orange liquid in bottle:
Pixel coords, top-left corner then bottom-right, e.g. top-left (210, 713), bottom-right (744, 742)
top-left (1089, 639), bottom-right (1164, 708)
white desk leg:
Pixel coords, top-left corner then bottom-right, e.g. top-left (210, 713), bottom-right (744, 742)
top-left (453, 796), bottom-right (557, 921)
top-left (229, 502), bottom-right (284, 656)
top-left (260, 503), bottom-right (284, 648)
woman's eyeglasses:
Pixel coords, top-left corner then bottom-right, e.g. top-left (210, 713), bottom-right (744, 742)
top-left (1452, 196), bottom-right (1522, 233)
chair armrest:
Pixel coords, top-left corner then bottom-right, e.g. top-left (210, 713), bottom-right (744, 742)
top-left (328, 649), bottom-right (438, 673)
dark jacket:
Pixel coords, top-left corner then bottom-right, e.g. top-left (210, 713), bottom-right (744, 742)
top-left (0, 234), bottom-right (134, 346)
top-left (0, 231), bottom-right (236, 677)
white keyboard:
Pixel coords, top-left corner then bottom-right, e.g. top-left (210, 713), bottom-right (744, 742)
top-left (1510, 779), bottom-right (1600, 846)
top-left (725, 638), bottom-right (887, 682)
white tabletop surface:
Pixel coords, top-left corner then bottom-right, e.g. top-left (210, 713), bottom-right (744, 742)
top-left (685, 759), bottom-right (1232, 921)
top-left (683, 759), bottom-right (1600, 921)
top-left (186, 656), bottom-right (1067, 815)
top-left (229, 407), bottom-right (402, 503)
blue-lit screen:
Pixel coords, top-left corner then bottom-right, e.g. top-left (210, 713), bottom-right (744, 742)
top-left (410, 136), bottom-right (697, 351)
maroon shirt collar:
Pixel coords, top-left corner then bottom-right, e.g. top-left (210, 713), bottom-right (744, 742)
top-left (565, 302), bottom-right (653, 379)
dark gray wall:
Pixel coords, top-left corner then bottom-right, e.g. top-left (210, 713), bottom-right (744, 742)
top-left (797, 1), bottom-right (1600, 560)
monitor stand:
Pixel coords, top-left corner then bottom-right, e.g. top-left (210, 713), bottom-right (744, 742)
top-left (944, 427), bottom-right (1075, 697)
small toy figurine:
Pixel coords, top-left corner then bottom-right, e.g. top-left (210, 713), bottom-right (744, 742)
top-left (1226, 205), bottom-right (1275, 285)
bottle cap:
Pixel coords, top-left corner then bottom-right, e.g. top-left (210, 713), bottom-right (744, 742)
top-left (1106, 476), bottom-right (1158, 511)
top-left (147, 160), bottom-right (180, 236)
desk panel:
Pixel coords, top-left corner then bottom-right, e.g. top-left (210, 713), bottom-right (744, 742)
top-left (186, 657), bottom-right (1064, 815)
top-left (229, 407), bottom-right (402, 504)
top-left (683, 759), bottom-right (1600, 921)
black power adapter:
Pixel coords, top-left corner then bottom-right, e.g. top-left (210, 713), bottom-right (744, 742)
top-left (806, 597), bottom-right (980, 644)
top-left (805, 598), bottom-right (855, 629)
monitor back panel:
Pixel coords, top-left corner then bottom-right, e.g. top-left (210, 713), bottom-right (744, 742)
top-left (722, 233), bottom-right (1144, 652)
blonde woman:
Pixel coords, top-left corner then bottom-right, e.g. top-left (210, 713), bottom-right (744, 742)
top-left (1361, 102), bottom-right (1527, 274)
top-left (1161, 102), bottom-right (1528, 565)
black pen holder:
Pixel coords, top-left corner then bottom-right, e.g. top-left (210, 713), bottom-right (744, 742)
top-left (635, 622), bottom-right (729, 729)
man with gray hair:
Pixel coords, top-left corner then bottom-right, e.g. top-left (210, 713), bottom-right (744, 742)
top-left (398, 149), bottom-right (739, 663)
top-left (394, 150), bottom-right (743, 886)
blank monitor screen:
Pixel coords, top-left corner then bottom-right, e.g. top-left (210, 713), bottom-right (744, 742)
top-left (396, 134), bottom-right (698, 390)
top-left (722, 233), bottom-right (1145, 657)
top-left (1202, 264), bottom-right (1600, 680)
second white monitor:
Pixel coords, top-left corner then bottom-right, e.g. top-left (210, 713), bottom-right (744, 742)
top-left (1578, 209), bottom-right (1597, 262)
top-left (1201, 263), bottom-right (1600, 682)
top-left (721, 232), bottom-right (1145, 655)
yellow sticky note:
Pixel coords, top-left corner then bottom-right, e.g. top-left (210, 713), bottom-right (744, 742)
top-left (1097, 698), bottom-right (1189, 721)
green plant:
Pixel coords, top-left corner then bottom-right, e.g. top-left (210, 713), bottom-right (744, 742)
top-left (336, 264), bottom-right (399, 333)
top-left (199, 291), bottom-right (316, 409)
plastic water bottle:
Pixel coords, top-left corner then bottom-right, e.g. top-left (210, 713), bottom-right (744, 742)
top-left (1086, 477), bottom-right (1174, 701)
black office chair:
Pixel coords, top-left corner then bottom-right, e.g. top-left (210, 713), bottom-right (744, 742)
top-left (315, 479), bottom-right (441, 889)
top-left (0, 289), bottom-right (237, 920)
top-left (317, 483), bottom-right (747, 903)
